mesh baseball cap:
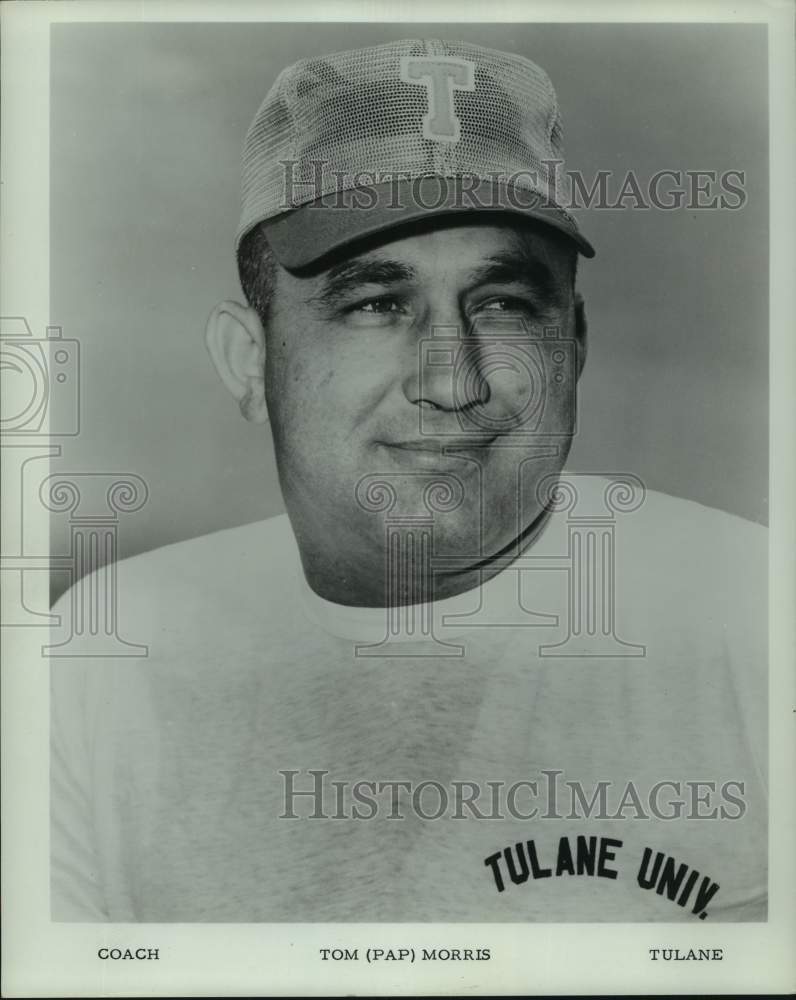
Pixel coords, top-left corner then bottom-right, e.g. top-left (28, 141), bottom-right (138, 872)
top-left (238, 38), bottom-right (595, 268)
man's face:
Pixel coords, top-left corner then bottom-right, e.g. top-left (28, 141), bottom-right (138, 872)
top-left (263, 218), bottom-right (584, 605)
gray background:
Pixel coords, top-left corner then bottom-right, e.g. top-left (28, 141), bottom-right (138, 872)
top-left (50, 22), bottom-right (768, 597)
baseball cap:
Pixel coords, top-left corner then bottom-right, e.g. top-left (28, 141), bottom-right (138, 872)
top-left (238, 38), bottom-right (595, 268)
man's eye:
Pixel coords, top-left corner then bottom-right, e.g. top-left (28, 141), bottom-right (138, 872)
top-left (340, 295), bottom-right (410, 327)
top-left (352, 296), bottom-right (403, 315)
top-left (477, 296), bottom-right (535, 314)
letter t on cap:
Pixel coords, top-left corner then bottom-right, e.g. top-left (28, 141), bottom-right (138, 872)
top-left (400, 56), bottom-right (476, 142)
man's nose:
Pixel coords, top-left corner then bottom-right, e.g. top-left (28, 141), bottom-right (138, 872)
top-left (401, 319), bottom-right (490, 414)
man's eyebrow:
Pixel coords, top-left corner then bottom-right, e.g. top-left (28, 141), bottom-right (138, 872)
top-left (467, 252), bottom-right (563, 304)
top-left (311, 258), bottom-right (417, 308)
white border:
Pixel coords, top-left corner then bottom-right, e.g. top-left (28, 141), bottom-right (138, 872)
top-left (1, 0), bottom-right (794, 996)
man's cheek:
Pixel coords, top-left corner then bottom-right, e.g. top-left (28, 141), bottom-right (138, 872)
top-left (278, 363), bottom-right (337, 430)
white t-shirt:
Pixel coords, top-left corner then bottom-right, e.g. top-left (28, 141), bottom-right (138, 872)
top-left (50, 476), bottom-right (767, 922)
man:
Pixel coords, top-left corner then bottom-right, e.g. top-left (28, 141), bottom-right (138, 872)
top-left (51, 38), bottom-right (766, 922)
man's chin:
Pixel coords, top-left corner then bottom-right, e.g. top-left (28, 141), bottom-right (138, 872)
top-left (431, 516), bottom-right (534, 565)
top-left (351, 472), bottom-right (536, 562)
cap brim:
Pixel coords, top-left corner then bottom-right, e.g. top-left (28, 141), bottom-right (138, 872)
top-left (261, 177), bottom-right (595, 270)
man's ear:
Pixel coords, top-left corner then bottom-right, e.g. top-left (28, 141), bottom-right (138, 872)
top-left (573, 292), bottom-right (587, 379)
top-left (205, 301), bottom-right (269, 424)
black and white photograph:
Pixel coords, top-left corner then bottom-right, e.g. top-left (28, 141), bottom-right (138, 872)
top-left (1, 1), bottom-right (794, 996)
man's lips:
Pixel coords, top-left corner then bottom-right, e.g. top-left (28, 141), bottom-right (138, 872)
top-left (385, 436), bottom-right (497, 453)
top-left (378, 436), bottom-right (497, 470)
